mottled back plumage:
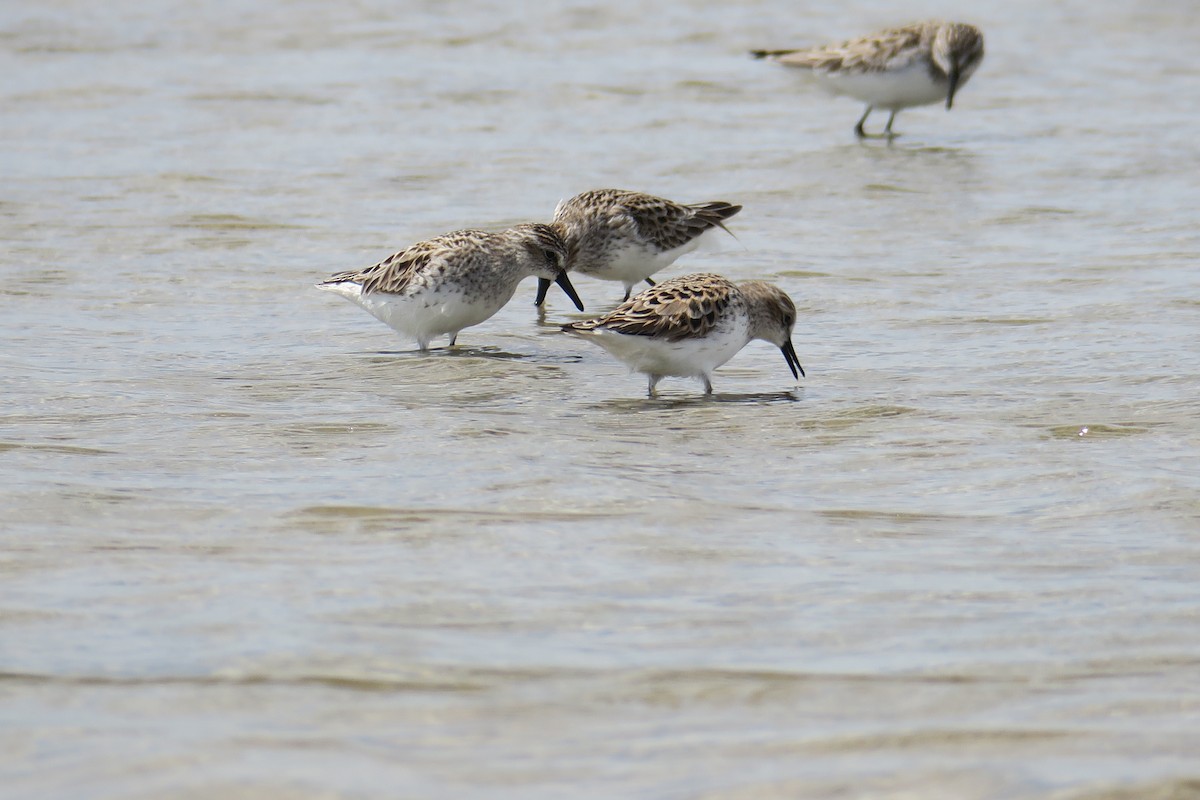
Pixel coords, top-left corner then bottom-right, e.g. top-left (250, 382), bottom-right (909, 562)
top-left (320, 224), bottom-right (568, 298)
top-left (756, 22), bottom-right (929, 74)
top-left (566, 273), bottom-right (737, 342)
top-left (547, 190), bottom-right (742, 297)
top-left (554, 189), bottom-right (740, 256)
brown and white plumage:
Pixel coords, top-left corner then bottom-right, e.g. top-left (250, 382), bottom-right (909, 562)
top-left (538, 189), bottom-right (742, 304)
top-left (317, 224), bottom-right (583, 351)
top-left (753, 21), bottom-right (985, 137)
top-left (562, 273), bottom-right (803, 396)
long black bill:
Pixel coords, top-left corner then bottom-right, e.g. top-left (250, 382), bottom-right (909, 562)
top-left (781, 339), bottom-right (805, 379)
top-left (946, 67), bottom-right (960, 110)
top-left (534, 278), bottom-right (552, 307)
top-left (555, 272), bottom-right (585, 311)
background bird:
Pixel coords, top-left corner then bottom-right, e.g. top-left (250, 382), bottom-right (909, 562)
top-left (753, 20), bottom-right (985, 138)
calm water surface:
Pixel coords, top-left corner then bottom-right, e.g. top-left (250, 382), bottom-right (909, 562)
top-left (3, 0), bottom-right (1199, 797)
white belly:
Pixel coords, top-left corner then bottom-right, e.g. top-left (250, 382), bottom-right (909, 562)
top-left (580, 321), bottom-right (749, 379)
top-left (581, 235), bottom-right (708, 287)
top-left (815, 63), bottom-right (946, 110)
top-left (320, 281), bottom-right (512, 346)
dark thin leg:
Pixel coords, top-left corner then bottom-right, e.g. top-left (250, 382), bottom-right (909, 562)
top-left (448, 333), bottom-right (458, 347)
top-left (644, 277), bottom-right (656, 287)
top-left (883, 110), bottom-right (897, 138)
top-left (647, 375), bottom-right (662, 397)
top-left (622, 287), bottom-right (632, 302)
top-left (702, 376), bottom-right (713, 395)
top-left (854, 106), bottom-right (873, 138)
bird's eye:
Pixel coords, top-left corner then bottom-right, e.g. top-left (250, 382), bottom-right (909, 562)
top-left (543, 249), bottom-right (562, 269)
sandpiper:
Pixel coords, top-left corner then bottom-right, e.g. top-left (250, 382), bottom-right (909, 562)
top-left (753, 21), bottom-right (984, 138)
top-left (318, 224), bottom-right (583, 351)
top-left (562, 273), bottom-right (802, 396)
top-left (536, 188), bottom-right (741, 305)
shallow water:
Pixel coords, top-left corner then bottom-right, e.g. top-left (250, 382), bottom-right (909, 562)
top-left (3, 0), bottom-right (1200, 797)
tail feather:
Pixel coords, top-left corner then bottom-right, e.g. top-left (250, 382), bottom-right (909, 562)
top-left (688, 201), bottom-right (743, 237)
top-left (561, 320), bottom-right (601, 335)
top-left (315, 277), bottom-right (363, 301)
top-left (317, 268), bottom-right (362, 287)
top-left (752, 48), bottom-right (825, 70)
top-left (750, 48), bottom-right (800, 60)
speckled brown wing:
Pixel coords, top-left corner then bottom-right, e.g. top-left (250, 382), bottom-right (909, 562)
top-left (568, 274), bottom-right (736, 342)
top-left (555, 189), bottom-right (740, 254)
top-left (321, 231), bottom-right (481, 296)
top-left (760, 23), bottom-right (927, 74)
top-left (622, 194), bottom-right (741, 252)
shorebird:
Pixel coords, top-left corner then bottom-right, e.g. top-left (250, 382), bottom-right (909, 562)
top-left (753, 21), bottom-right (985, 138)
top-left (562, 273), bottom-right (802, 396)
top-left (319, 224), bottom-right (583, 350)
top-left (537, 188), bottom-right (741, 304)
